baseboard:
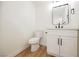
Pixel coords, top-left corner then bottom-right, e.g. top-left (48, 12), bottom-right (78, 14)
top-left (40, 43), bottom-right (46, 47)
top-left (47, 50), bottom-right (57, 57)
top-left (7, 45), bottom-right (29, 57)
top-left (6, 43), bottom-right (45, 57)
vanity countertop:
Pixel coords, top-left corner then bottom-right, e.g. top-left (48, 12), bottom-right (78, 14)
top-left (47, 28), bottom-right (79, 31)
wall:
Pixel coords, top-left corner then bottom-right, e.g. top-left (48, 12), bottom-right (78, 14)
top-left (34, 1), bottom-right (79, 30)
top-left (33, 1), bottom-right (79, 46)
top-left (0, 2), bottom-right (4, 56)
top-left (0, 1), bottom-right (36, 56)
top-left (0, 1), bottom-right (79, 56)
top-left (33, 1), bottom-right (52, 46)
top-left (71, 2), bottom-right (79, 28)
top-left (64, 1), bottom-right (79, 29)
top-left (34, 1), bottom-right (53, 30)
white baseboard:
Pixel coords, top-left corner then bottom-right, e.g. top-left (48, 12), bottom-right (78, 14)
top-left (7, 44), bottom-right (29, 57)
top-left (40, 43), bottom-right (46, 47)
top-left (6, 43), bottom-right (46, 57)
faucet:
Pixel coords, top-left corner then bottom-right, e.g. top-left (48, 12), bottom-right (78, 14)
top-left (58, 23), bottom-right (60, 28)
top-left (55, 22), bottom-right (63, 29)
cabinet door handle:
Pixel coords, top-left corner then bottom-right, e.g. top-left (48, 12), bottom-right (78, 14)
top-left (58, 38), bottom-right (59, 45)
top-left (61, 38), bottom-right (62, 46)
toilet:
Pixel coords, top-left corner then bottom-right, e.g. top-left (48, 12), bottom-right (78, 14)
top-left (28, 31), bottom-right (43, 52)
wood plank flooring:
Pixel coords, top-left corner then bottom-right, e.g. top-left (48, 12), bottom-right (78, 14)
top-left (15, 45), bottom-right (54, 57)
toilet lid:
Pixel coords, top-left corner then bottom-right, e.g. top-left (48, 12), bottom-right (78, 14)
top-left (29, 37), bottom-right (40, 42)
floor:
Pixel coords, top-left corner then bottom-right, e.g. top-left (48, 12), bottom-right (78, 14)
top-left (16, 45), bottom-right (54, 57)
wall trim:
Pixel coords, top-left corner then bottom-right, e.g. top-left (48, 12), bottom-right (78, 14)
top-left (7, 44), bottom-right (29, 57)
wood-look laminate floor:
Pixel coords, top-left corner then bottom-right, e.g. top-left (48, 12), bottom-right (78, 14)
top-left (16, 45), bottom-right (54, 57)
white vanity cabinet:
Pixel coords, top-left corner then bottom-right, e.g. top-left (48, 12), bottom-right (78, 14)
top-left (47, 29), bottom-right (78, 57)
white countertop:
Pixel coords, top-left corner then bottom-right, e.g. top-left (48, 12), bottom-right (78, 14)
top-left (47, 28), bottom-right (79, 31)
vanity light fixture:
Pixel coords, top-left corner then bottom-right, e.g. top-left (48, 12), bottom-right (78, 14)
top-left (71, 8), bottom-right (75, 14)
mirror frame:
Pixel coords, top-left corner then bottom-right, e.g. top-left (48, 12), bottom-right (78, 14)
top-left (52, 3), bottom-right (70, 25)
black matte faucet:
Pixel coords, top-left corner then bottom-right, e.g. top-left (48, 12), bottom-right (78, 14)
top-left (58, 23), bottom-right (60, 28)
top-left (55, 23), bottom-right (63, 29)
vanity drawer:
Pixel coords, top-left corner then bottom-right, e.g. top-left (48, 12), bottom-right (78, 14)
top-left (47, 30), bottom-right (78, 37)
top-left (60, 30), bottom-right (77, 37)
top-left (47, 30), bottom-right (60, 36)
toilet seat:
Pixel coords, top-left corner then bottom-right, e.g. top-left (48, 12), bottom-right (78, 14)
top-left (29, 37), bottom-right (40, 44)
top-left (28, 31), bottom-right (43, 52)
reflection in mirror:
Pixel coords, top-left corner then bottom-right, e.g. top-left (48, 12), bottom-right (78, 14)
top-left (52, 4), bottom-right (69, 25)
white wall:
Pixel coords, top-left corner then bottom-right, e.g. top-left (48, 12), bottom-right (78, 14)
top-left (33, 2), bottom-right (53, 46)
top-left (0, 1), bottom-right (79, 56)
top-left (0, 2), bottom-right (3, 56)
top-left (70, 2), bottom-right (79, 29)
top-left (0, 1), bottom-right (36, 56)
top-left (64, 1), bottom-right (79, 29)
top-left (34, 1), bottom-right (79, 30)
top-left (33, 1), bottom-right (79, 46)
top-left (34, 1), bottom-right (53, 30)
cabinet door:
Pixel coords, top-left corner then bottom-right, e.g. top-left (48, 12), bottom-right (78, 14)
top-left (47, 35), bottom-right (59, 56)
top-left (60, 37), bottom-right (77, 57)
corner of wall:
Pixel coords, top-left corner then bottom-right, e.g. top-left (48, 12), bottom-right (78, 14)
top-left (7, 44), bottom-right (30, 57)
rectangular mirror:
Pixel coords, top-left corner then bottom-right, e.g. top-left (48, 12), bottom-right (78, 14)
top-left (52, 4), bottom-right (69, 25)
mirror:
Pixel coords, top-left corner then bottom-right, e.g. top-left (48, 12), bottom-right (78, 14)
top-left (52, 4), bottom-right (69, 25)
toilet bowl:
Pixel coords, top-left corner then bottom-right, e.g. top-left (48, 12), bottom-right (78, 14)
top-left (28, 31), bottom-right (43, 52)
top-left (29, 37), bottom-right (40, 52)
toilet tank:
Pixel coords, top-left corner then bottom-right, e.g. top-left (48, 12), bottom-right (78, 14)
top-left (34, 31), bottom-right (43, 38)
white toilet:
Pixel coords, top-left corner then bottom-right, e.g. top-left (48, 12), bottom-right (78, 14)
top-left (29, 31), bottom-right (43, 52)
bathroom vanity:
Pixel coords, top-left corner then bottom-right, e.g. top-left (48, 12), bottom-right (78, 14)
top-left (46, 1), bottom-right (79, 57)
top-left (47, 29), bottom-right (79, 57)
